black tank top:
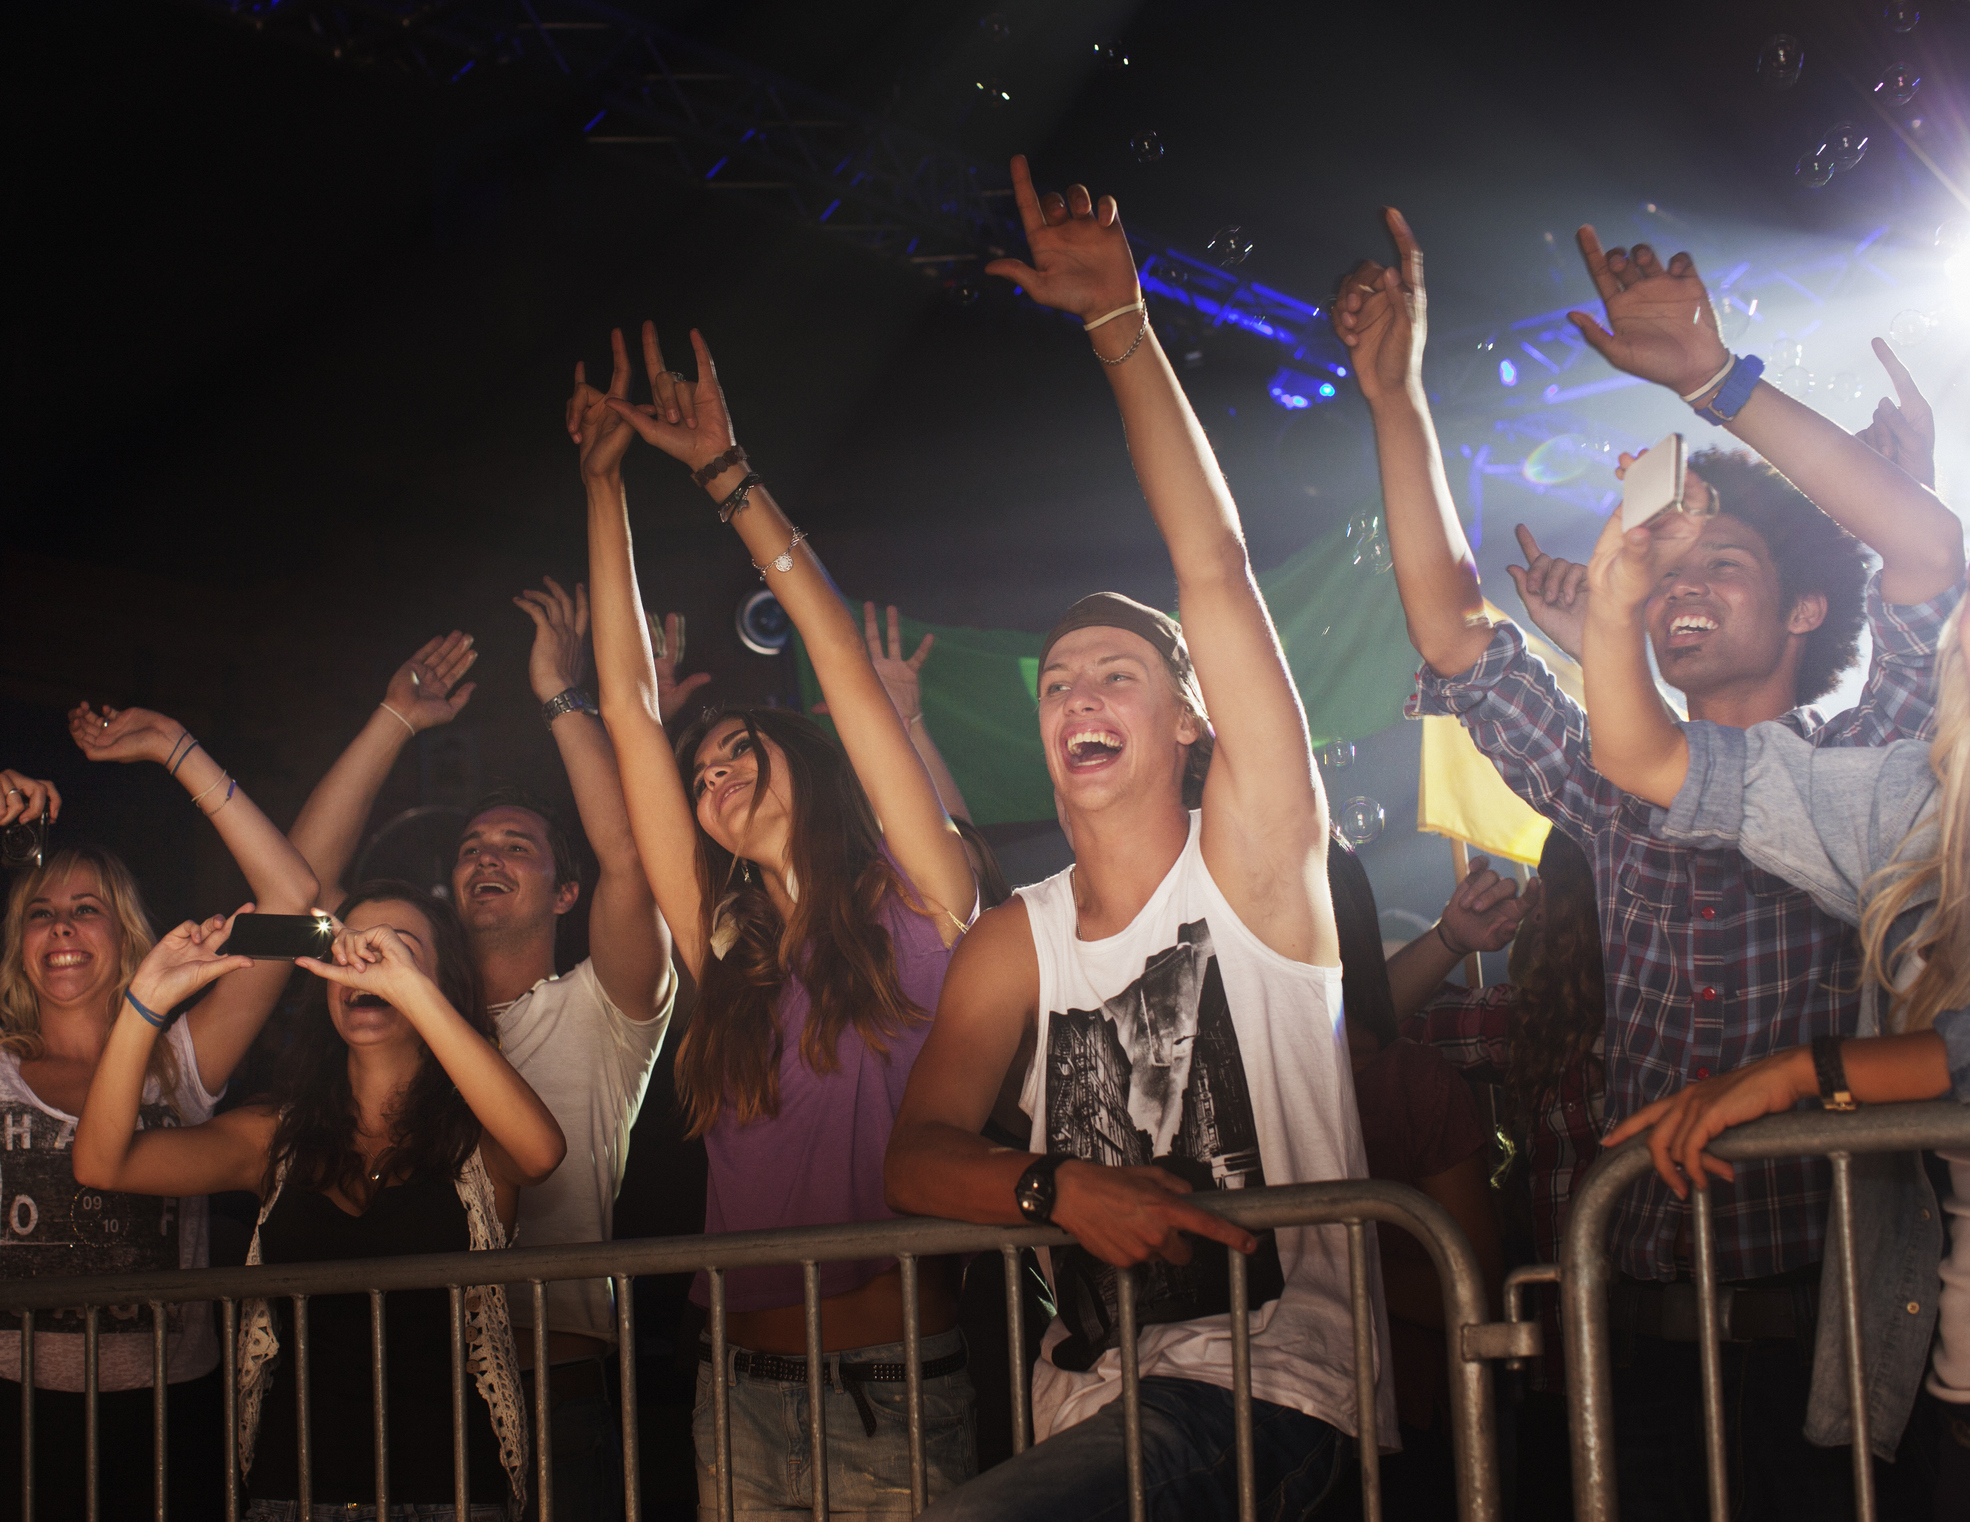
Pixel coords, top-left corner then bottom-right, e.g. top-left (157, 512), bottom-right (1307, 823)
top-left (250, 1168), bottom-right (507, 1504)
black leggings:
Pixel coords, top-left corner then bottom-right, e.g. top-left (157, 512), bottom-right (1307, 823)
top-left (0, 1367), bottom-right (224, 1522)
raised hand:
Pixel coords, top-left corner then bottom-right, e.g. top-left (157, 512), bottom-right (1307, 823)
top-left (1506, 525), bottom-right (1589, 661)
top-left (515, 576), bottom-right (589, 705)
top-left (1437, 854), bottom-right (1532, 956)
top-left (0, 771), bottom-right (60, 827)
top-left (1331, 207), bottom-right (1426, 404)
top-left (69, 704), bottom-right (181, 767)
top-left (1569, 229), bottom-right (1730, 395)
top-left (565, 328), bottom-right (647, 483)
top-left (982, 155), bottom-right (1140, 323)
top-left (1584, 479), bottom-right (1707, 617)
top-left (125, 909), bottom-right (256, 1022)
top-left (815, 603), bottom-right (934, 722)
top-left (297, 917), bottom-right (438, 1011)
top-left (382, 631), bottom-right (478, 734)
top-left (600, 325), bottom-right (740, 478)
top-left (1854, 337), bottom-right (1936, 489)
top-left (646, 609), bottom-right (712, 723)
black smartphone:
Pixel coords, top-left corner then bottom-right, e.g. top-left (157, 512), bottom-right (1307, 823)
top-left (222, 912), bottom-right (336, 961)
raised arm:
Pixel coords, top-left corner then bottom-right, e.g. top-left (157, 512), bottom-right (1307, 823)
top-left (70, 704), bottom-right (320, 1093)
top-left (601, 327), bottom-right (975, 939)
top-left (72, 913), bottom-right (274, 1197)
top-left (1569, 231), bottom-right (1962, 605)
top-left (300, 921), bottom-right (565, 1187)
top-left (514, 577), bottom-right (675, 1019)
top-left (816, 604), bottom-right (973, 822)
top-left (986, 156), bottom-right (1330, 961)
top-left (289, 632), bottom-right (479, 909)
top-left (1334, 210), bottom-right (1493, 677)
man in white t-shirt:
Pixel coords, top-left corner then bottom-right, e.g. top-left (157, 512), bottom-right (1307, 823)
top-left (886, 156), bottom-right (1390, 1521)
top-left (292, 582), bottom-right (693, 1519)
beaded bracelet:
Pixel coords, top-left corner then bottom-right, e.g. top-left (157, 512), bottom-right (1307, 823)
top-left (692, 445), bottom-right (748, 489)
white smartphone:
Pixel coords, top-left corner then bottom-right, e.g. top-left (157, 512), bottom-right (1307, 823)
top-left (1621, 433), bottom-right (1687, 530)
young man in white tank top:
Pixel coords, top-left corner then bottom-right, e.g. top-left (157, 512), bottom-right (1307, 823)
top-left (886, 155), bottom-right (1392, 1521)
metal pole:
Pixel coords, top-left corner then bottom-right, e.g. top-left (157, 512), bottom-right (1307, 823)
top-left (1228, 1244), bottom-right (1256, 1522)
top-left (1117, 1265), bottom-right (1145, 1522)
top-left (1830, 1155), bottom-right (1877, 1522)
top-left (804, 1261), bottom-right (828, 1522)
top-left (1001, 1246), bottom-right (1028, 1455)
top-left (220, 1300), bottom-right (239, 1522)
top-left (710, 1268), bottom-right (732, 1522)
top-left (1690, 1191), bottom-right (1728, 1522)
top-left (533, 1282), bottom-right (552, 1522)
top-left (84, 1305), bottom-right (99, 1522)
top-left (617, 1274), bottom-right (641, 1522)
top-left (18, 1309), bottom-right (32, 1522)
top-left (293, 1296), bottom-right (311, 1515)
top-left (151, 1303), bottom-right (168, 1522)
top-left (371, 1290), bottom-right (389, 1517)
top-left (1349, 1222), bottom-right (1382, 1522)
top-left (901, 1253), bottom-right (926, 1515)
top-left (449, 1285), bottom-right (468, 1517)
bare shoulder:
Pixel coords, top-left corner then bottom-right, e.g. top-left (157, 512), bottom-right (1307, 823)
top-left (944, 896), bottom-right (1040, 1009)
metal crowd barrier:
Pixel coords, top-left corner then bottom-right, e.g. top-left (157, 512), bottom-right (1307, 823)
top-left (1560, 1098), bottom-right (1970, 1522)
top-left (0, 1178), bottom-right (1526, 1522)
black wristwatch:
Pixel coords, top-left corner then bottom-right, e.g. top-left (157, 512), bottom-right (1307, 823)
top-left (1812, 1034), bottom-right (1859, 1113)
top-left (1015, 1153), bottom-right (1073, 1225)
top-left (541, 687), bottom-right (599, 729)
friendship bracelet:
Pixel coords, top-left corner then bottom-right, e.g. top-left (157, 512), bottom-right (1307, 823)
top-left (1094, 308), bottom-right (1150, 367)
top-left (1679, 354), bottom-right (1737, 404)
top-left (125, 989), bottom-right (167, 1029)
top-left (716, 472), bottom-right (764, 525)
top-left (752, 527), bottom-right (807, 579)
top-left (1435, 920), bottom-right (1474, 959)
top-left (1082, 299), bottom-right (1146, 333)
top-left (188, 769), bottom-right (229, 810)
top-left (691, 445), bottom-right (748, 489)
top-left (378, 702), bottom-right (417, 738)
top-left (205, 776), bottom-right (237, 818)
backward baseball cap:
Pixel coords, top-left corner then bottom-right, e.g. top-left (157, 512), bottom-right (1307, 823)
top-left (1039, 592), bottom-right (1204, 711)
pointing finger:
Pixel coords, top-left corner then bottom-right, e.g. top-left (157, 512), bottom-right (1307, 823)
top-left (607, 328), bottom-right (632, 401)
top-left (1575, 225), bottom-right (1620, 302)
top-left (1005, 154), bottom-right (1044, 241)
top-left (1870, 336), bottom-right (1928, 421)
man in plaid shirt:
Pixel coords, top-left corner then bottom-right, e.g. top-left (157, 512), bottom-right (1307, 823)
top-left (1333, 208), bottom-right (1959, 1520)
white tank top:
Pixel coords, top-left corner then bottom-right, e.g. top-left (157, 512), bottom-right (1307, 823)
top-left (1016, 811), bottom-right (1395, 1443)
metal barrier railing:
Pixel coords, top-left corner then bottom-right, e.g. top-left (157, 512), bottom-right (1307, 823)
top-left (0, 1178), bottom-right (1525, 1522)
top-left (1559, 1098), bottom-right (1970, 1522)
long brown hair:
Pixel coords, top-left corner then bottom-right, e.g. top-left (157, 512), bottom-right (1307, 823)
top-left (267, 883), bottom-right (487, 1206)
top-left (672, 708), bottom-right (930, 1138)
top-left (1861, 602), bottom-right (1970, 1032)
top-left (1504, 829), bottom-right (1606, 1130)
top-left (1, 845), bottom-right (182, 1104)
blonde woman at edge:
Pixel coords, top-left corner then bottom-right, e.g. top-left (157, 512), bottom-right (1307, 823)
top-left (1578, 489), bottom-right (1970, 1489)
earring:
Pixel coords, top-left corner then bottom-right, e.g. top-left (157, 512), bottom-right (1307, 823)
top-left (742, 860), bottom-right (752, 885)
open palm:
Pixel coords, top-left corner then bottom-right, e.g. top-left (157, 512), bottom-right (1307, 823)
top-left (383, 631), bottom-right (478, 732)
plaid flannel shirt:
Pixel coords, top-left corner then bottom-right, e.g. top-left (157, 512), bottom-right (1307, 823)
top-left (1409, 571), bottom-right (1962, 1281)
top-left (1403, 984), bottom-right (1603, 1388)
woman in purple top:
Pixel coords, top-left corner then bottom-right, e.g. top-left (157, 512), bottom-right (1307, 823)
top-left (571, 322), bottom-right (981, 1517)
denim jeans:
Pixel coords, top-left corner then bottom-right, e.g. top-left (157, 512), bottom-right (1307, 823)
top-left (918, 1375), bottom-right (1347, 1522)
top-left (692, 1327), bottom-right (976, 1520)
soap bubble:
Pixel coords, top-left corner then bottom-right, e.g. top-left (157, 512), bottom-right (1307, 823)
top-left (979, 11), bottom-right (1011, 43)
top-left (948, 279), bottom-right (982, 306)
top-left (1776, 365), bottom-right (1815, 398)
top-left (1794, 150), bottom-right (1835, 188)
top-left (1347, 510), bottom-right (1382, 563)
top-left (1338, 797), bottom-right (1386, 848)
top-left (1758, 33), bottom-right (1804, 88)
top-left (1093, 41), bottom-right (1129, 70)
top-left (1825, 122), bottom-right (1868, 172)
top-left (1875, 62), bottom-right (1921, 105)
top-left (1828, 371), bottom-right (1864, 402)
top-left (1923, 309), bottom-right (1951, 342)
top-left (1364, 534), bottom-right (1393, 574)
top-left (1768, 337), bottom-right (1804, 370)
top-left (1523, 434), bottom-right (1591, 485)
top-left (1209, 226), bottom-right (1253, 268)
top-left (1131, 130), bottom-right (1163, 164)
top-left (1715, 296), bottom-right (1755, 344)
top-left (973, 77), bottom-right (1011, 108)
top-left (1889, 309), bottom-right (1930, 346)
top-left (1938, 219), bottom-right (1970, 253)
top-left (1884, 0), bottom-right (1919, 33)
top-left (1319, 741), bottom-right (1355, 771)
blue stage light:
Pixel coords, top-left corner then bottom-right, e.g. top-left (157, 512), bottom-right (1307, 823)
top-left (1317, 382), bottom-right (1336, 398)
top-left (1499, 359), bottom-right (1519, 387)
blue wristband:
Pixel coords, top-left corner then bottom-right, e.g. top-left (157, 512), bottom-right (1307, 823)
top-left (1695, 354), bottom-right (1764, 424)
top-left (124, 989), bottom-right (168, 1028)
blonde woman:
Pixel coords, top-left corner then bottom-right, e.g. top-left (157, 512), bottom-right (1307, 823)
top-left (1, 705), bottom-right (318, 1522)
top-left (1579, 496), bottom-right (1969, 1489)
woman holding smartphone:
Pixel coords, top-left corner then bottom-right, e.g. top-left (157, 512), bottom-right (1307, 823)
top-left (0, 709), bottom-right (318, 1522)
top-left (571, 324), bottom-right (980, 1515)
top-left (71, 884), bottom-right (565, 1516)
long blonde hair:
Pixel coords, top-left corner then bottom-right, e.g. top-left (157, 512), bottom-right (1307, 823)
top-left (1, 846), bottom-right (182, 1100)
top-left (1860, 602), bottom-right (1970, 1032)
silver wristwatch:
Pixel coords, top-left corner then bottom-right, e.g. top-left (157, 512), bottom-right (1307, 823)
top-left (540, 687), bottom-right (599, 728)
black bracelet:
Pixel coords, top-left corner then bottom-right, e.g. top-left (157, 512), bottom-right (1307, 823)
top-left (716, 471), bottom-right (764, 524)
top-left (1435, 920), bottom-right (1474, 959)
top-left (691, 444), bottom-right (748, 489)
top-left (1811, 1034), bottom-right (1859, 1112)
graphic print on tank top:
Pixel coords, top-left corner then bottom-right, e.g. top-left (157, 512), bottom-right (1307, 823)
top-left (0, 1102), bottom-right (186, 1336)
top-left (1044, 918), bottom-right (1285, 1371)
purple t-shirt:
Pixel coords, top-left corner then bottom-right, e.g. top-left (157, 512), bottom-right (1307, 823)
top-left (692, 860), bottom-right (959, 1311)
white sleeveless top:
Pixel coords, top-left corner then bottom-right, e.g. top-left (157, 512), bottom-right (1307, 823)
top-left (1016, 811), bottom-right (1395, 1444)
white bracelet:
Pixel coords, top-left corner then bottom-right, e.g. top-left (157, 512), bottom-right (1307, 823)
top-left (1679, 354), bottom-right (1737, 404)
top-left (378, 702), bottom-right (417, 738)
top-left (1082, 300), bottom-right (1146, 333)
